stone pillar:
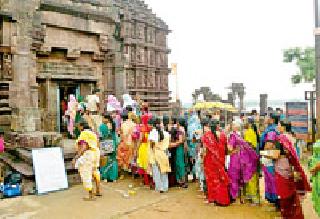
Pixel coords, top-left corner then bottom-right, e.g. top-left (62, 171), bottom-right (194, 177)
top-left (115, 68), bottom-right (126, 99)
top-left (227, 92), bottom-right (234, 105)
top-left (8, 0), bottom-right (41, 132)
top-left (114, 45), bottom-right (126, 101)
top-left (260, 94), bottom-right (268, 116)
top-left (239, 92), bottom-right (244, 111)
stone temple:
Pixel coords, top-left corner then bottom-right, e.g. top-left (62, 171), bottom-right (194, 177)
top-left (0, 0), bottom-right (171, 135)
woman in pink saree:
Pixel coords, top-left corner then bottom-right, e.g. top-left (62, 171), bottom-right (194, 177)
top-left (227, 122), bottom-right (259, 202)
top-left (66, 94), bottom-right (78, 137)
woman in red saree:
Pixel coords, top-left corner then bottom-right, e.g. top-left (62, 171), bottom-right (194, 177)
top-left (262, 127), bottom-right (311, 219)
top-left (201, 121), bottom-right (230, 206)
top-left (276, 133), bottom-right (311, 219)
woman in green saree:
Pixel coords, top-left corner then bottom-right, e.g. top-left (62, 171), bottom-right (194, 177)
top-left (100, 115), bottom-right (119, 182)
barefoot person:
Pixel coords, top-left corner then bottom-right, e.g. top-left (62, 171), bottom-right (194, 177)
top-left (99, 115), bottom-right (119, 182)
top-left (74, 124), bottom-right (102, 199)
top-left (137, 104), bottom-right (153, 186)
top-left (261, 127), bottom-right (311, 219)
top-left (169, 118), bottom-right (187, 188)
top-left (243, 121), bottom-right (260, 204)
top-left (117, 112), bottom-right (135, 178)
top-left (228, 121), bottom-right (259, 203)
top-left (259, 116), bottom-right (279, 206)
top-left (201, 120), bottom-right (230, 206)
top-left (74, 139), bottom-right (96, 201)
top-left (149, 118), bottom-right (171, 193)
top-left (187, 111), bottom-right (202, 182)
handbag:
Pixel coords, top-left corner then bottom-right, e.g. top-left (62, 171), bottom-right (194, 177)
top-left (100, 140), bottom-right (114, 154)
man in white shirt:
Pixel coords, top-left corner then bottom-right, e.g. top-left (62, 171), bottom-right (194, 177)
top-left (87, 89), bottom-right (100, 113)
top-left (86, 89), bottom-right (102, 132)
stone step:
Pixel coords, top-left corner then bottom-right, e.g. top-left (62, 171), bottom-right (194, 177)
top-left (0, 99), bottom-right (9, 104)
top-left (0, 99), bottom-right (9, 108)
top-left (0, 90), bottom-right (9, 96)
top-left (0, 152), bottom-right (34, 177)
top-left (0, 115), bottom-right (11, 125)
top-left (0, 107), bottom-right (11, 113)
top-left (0, 80), bottom-right (11, 85)
top-left (0, 150), bottom-right (77, 178)
top-left (0, 107), bottom-right (12, 116)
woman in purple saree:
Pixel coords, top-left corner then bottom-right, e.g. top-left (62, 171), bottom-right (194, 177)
top-left (228, 122), bottom-right (259, 202)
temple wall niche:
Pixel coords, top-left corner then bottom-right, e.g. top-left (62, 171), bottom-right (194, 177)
top-left (40, 11), bottom-right (112, 35)
top-left (43, 26), bottom-right (100, 54)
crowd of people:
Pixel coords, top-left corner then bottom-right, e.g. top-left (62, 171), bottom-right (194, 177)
top-left (70, 91), bottom-right (314, 219)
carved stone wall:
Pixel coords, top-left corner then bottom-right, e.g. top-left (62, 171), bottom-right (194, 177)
top-left (116, 0), bottom-right (171, 114)
top-left (0, 0), bottom-right (171, 132)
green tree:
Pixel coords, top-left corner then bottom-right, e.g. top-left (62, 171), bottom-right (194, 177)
top-left (283, 47), bottom-right (315, 84)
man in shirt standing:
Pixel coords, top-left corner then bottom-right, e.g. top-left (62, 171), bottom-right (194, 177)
top-left (86, 89), bottom-right (102, 132)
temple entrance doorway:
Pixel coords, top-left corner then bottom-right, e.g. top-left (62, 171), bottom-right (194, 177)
top-left (56, 81), bottom-right (94, 134)
top-left (37, 79), bottom-right (95, 134)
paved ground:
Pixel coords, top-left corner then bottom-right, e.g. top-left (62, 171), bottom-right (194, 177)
top-left (1, 177), bottom-right (318, 219)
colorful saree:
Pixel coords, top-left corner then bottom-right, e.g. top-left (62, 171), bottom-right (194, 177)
top-left (118, 119), bottom-right (135, 170)
top-left (202, 131), bottom-right (230, 205)
top-left (244, 128), bottom-right (259, 203)
top-left (137, 113), bottom-right (153, 185)
top-left (175, 127), bottom-right (186, 183)
top-left (76, 130), bottom-right (101, 190)
top-left (275, 134), bottom-right (311, 219)
top-left (66, 95), bottom-right (78, 136)
top-left (175, 143), bottom-right (185, 182)
top-left (99, 124), bottom-right (119, 181)
top-left (260, 127), bottom-right (279, 204)
top-left (228, 131), bottom-right (258, 200)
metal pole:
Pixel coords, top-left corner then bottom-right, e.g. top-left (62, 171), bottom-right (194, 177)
top-left (315, 0), bottom-right (320, 140)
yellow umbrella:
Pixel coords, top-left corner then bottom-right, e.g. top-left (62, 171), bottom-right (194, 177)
top-left (205, 102), bottom-right (216, 108)
top-left (194, 101), bottom-right (237, 111)
top-left (216, 102), bottom-right (225, 108)
top-left (224, 103), bottom-right (237, 112)
top-left (194, 102), bottom-right (205, 109)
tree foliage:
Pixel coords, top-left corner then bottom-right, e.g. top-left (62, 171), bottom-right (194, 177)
top-left (283, 47), bottom-right (315, 84)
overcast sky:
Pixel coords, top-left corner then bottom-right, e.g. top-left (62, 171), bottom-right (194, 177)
top-left (144, 0), bottom-right (315, 103)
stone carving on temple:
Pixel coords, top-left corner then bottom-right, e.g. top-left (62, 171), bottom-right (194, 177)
top-left (149, 51), bottom-right (155, 66)
top-left (149, 72), bottom-right (155, 88)
top-left (126, 71), bottom-right (135, 88)
top-left (161, 74), bottom-right (168, 89)
top-left (0, 0), bottom-right (171, 135)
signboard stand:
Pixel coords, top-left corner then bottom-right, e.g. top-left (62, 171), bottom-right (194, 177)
top-left (32, 147), bottom-right (68, 195)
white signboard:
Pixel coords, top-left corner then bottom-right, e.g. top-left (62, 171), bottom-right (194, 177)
top-left (32, 147), bottom-right (68, 194)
